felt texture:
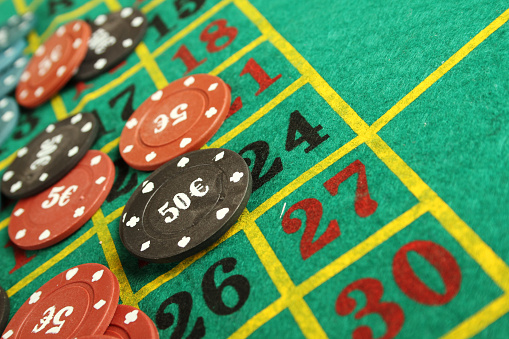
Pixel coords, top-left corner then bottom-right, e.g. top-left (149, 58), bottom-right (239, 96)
top-left (0, 0), bottom-right (507, 338)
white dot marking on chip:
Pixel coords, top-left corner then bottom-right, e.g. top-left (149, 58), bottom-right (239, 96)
top-left (15, 229), bottom-right (26, 240)
top-left (74, 206), bottom-right (85, 218)
top-left (2, 111), bottom-right (14, 122)
top-left (214, 151), bottom-right (224, 161)
top-left (56, 26), bottom-right (65, 36)
top-left (35, 45), bottom-right (45, 56)
top-left (216, 208), bottom-right (229, 220)
top-left (20, 71), bottom-right (30, 82)
top-left (94, 58), bottom-right (107, 70)
top-left (145, 151), bottom-right (157, 162)
top-left (39, 173), bottom-right (48, 182)
top-left (140, 240), bottom-right (150, 252)
top-left (71, 113), bottom-right (83, 124)
top-left (126, 118), bottom-right (138, 129)
top-left (183, 76), bottom-right (195, 87)
top-left (15, 57), bottom-right (27, 68)
top-left (81, 122), bottom-right (93, 133)
top-left (122, 39), bottom-right (133, 48)
top-left (95, 15), bottom-right (107, 25)
top-left (10, 181), bottom-right (22, 193)
top-left (180, 138), bottom-right (192, 148)
top-left (177, 157), bottom-right (189, 167)
top-left (2, 329), bottom-right (13, 338)
top-left (3, 171), bottom-right (14, 181)
top-left (68, 146), bottom-right (79, 157)
top-left (151, 90), bottom-right (162, 101)
top-left (92, 269), bottom-right (104, 282)
top-left (34, 87), bottom-right (44, 97)
top-left (56, 65), bottom-right (66, 77)
top-left (123, 145), bottom-right (134, 153)
top-left (230, 172), bottom-right (244, 183)
top-left (121, 7), bottom-right (133, 18)
top-left (17, 147), bottom-right (28, 157)
top-left (4, 75), bottom-right (15, 85)
top-left (29, 291), bottom-right (42, 304)
top-left (90, 155), bottom-right (101, 166)
top-left (131, 17), bottom-right (144, 27)
top-left (178, 236), bottom-right (191, 248)
top-left (39, 229), bottom-right (50, 241)
top-left (66, 267), bottom-right (78, 280)
top-left (72, 38), bottom-right (82, 49)
top-left (142, 181), bottom-right (154, 194)
top-left (94, 300), bottom-right (106, 310)
top-left (124, 310), bottom-right (139, 324)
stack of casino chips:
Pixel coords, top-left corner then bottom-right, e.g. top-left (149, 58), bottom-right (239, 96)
top-left (0, 6), bottom-right (252, 338)
top-left (0, 12), bottom-right (36, 160)
top-left (1, 263), bottom-right (160, 338)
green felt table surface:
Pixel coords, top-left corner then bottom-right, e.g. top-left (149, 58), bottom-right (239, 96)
top-left (0, 0), bottom-right (507, 338)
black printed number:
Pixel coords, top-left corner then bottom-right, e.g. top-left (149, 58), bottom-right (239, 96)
top-left (156, 257), bottom-right (250, 338)
top-left (202, 257), bottom-right (250, 315)
top-left (156, 291), bottom-right (205, 339)
top-left (286, 110), bottom-right (329, 153)
top-left (239, 141), bottom-right (283, 192)
top-left (174, 0), bottom-right (206, 19)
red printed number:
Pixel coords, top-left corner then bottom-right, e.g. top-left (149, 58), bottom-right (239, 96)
top-left (282, 198), bottom-right (340, 260)
top-left (324, 160), bottom-right (378, 218)
top-left (5, 240), bottom-right (35, 274)
top-left (336, 241), bottom-right (461, 338)
top-left (240, 58), bottom-right (281, 96)
top-left (199, 19), bottom-right (238, 53)
top-left (393, 240), bottom-right (461, 305)
top-left (172, 45), bottom-right (207, 74)
top-left (336, 278), bottom-right (404, 339)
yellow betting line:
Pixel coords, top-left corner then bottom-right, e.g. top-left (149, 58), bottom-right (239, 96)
top-left (371, 8), bottom-right (509, 133)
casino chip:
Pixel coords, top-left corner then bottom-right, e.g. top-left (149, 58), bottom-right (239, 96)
top-left (1, 112), bottom-right (98, 200)
top-left (1, 263), bottom-right (119, 338)
top-left (104, 305), bottom-right (159, 339)
top-left (0, 56), bottom-right (28, 99)
top-left (0, 12), bottom-right (36, 50)
top-left (0, 97), bottom-right (19, 147)
top-left (15, 20), bottom-right (91, 108)
top-left (0, 39), bottom-right (26, 73)
top-left (119, 74), bottom-right (231, 171)
top-left (75, 7), bottom-right (147, 81)
top-left (120, 148), bottom-right (252, 263)
top-left (0, 286), bottom-right (9, 334)
top-left (9, 150), bottom-right (115, 250)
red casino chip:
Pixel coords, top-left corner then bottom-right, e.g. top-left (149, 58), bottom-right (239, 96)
top-left (15, 20), bottom-right (91, 108)
top-left (104, 305), bottom-right (159, 339)
top-left (119, 74), bottom-right (231, 171)
top-left (8, 150), bottom-right (115, 250)
top-left (1, 263), bottom-right (119, 339)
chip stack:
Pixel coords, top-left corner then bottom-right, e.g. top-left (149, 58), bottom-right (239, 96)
top-left (1, 264), bottom-right (159, 338)
top-left (0, 12), bottom-right (36, 211)
top-left (0, 13), bottom-right (35, 149)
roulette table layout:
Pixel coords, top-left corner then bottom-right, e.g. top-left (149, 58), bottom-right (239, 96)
top-left (0, 0), bottom-right (507, 338)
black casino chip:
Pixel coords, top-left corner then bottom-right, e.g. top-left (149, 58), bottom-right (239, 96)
top-left (74, 7), bottom-right (148, 81)
top-left (0, 285), bottom-right (9, 334)
top-left (1, 113), bottom-right (99, 200)
top-left (119, 148), bottom-right (252, 263)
